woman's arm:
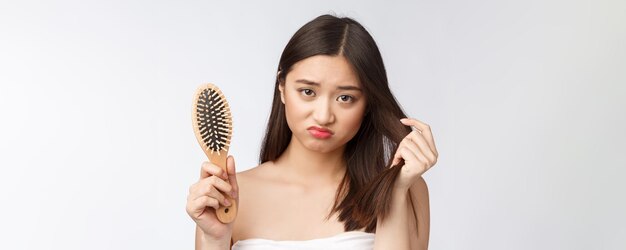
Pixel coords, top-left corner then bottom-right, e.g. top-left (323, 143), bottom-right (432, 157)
top-left (373, 117), bottom-right (436, 249)
top-left (409, 176), bottom-right (430, 249)
top-left (373, 176), bottom-right (430, 250)
top-left (377, 117), bottom-right (435, 249)
top-left (373, 186), bottom-right (411, 250)
top-left (195, 225), bottom-right (231, 250)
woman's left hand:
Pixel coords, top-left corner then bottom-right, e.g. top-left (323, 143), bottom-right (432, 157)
top-left (391, 118), bottom-right (439, 191)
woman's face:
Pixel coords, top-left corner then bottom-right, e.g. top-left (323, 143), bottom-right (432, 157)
top-left (279, 55), bottom-right (367, 154)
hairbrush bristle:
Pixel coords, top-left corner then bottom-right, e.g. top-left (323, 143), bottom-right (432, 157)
top-left (194, 87), bottom-right (232, 155)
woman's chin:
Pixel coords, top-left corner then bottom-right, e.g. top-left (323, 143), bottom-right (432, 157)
top-left (304, 141), bottom-right (343, 154)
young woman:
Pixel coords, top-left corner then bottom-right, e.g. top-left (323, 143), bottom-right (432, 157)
top-left (186, 14), bottom-right (438, 250)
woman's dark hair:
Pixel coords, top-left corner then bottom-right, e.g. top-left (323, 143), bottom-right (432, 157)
top-left (259, 14), bottom-right (414, 232)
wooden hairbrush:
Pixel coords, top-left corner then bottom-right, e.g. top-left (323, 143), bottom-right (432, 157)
top-left (191, 83), bottom-right (237, 223)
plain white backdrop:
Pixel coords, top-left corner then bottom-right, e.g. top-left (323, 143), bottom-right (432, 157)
top-left (1, 0), bottom-right (625, 249)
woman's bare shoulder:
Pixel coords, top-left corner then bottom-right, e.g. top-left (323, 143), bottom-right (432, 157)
top-left (237, 161), bottom-right (274, 184)
top-left (234, 161), bottom-right (279, 206)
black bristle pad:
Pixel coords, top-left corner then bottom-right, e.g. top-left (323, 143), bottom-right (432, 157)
top-left (196, 88), bottom-right (231, 153)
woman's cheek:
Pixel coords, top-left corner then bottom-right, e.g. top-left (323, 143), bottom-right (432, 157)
top-left (284, 95), bottom-right (310, 128)
top-left (340, 107), bottom-right (365, 137)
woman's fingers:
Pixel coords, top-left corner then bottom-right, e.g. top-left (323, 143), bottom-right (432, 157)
top-left (187, 196), bottom-right (220, 218)
top-left (392, 137), bottom-right (429, 170)
top-left (400, 118), bottom-right (438, 156)
top-left (189, 176), bottom-right (233, 207)
top-left (397, 147), bottom-right (423, 176)
top-left (400, 136), bottom-right (431, 166)
top-left (392, 140), bottom-right (420, 166)
top-left (200, 161), bottom-right (228, 180)
top-left (188, 159), bottom-right (238, 211)
top-left (406, 131), bottom-right (437, 165)
top-left (392, 118), bottom-right (439, 169)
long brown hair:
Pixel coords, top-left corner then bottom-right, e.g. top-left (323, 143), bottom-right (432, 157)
top-left (259, 14), bottom-right (412, 232)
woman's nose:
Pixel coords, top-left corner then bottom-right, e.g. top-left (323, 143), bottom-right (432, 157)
top-left (312, 99), bottom-right (335, 125)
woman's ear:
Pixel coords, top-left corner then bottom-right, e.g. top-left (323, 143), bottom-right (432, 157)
top-left (278, 83), bottom-right (285, 104)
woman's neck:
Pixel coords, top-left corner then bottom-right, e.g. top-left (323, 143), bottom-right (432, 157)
top-left (273, 137), bottom-right (347, 186)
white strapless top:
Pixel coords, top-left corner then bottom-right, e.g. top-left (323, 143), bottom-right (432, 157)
top-left (232, 231), bottom-right (375, 250)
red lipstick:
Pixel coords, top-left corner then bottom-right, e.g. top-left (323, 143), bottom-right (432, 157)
top-left (307, 126), bottom-right (334, 139)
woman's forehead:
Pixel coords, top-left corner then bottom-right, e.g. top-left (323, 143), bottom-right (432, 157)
top-left (287, 55), bottom-right (361, 89)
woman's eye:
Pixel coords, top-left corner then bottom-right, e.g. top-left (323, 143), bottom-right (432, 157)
top-left (337, 95), bottom-right (354, 103)
top-left (300, 89), bottom-right (315, 96)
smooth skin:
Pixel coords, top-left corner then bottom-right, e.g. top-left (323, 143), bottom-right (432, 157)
top-left (186, 55), bottom-right (438, 250)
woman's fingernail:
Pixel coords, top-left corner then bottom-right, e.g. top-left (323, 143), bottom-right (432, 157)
top-left (224, 199), bottom-right (231, 206)
top-left (231, 191), bottom-right (238, 199)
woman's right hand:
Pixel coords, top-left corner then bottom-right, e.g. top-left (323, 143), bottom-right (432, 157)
top-left (186, 155), bottom-right (239, 242)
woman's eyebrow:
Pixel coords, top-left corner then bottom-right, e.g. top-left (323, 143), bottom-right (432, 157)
top-left (295, 79), bottom-right (320, 86)
top-left (337, 85), bottom-right (362, 92)
top-left (295, 79), bottom-right (362, 92)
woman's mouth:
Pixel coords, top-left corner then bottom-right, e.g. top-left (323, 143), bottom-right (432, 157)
top-left (307, 126), bottom-right (333, 139)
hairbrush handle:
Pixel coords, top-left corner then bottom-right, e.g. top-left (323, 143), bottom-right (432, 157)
top-left (192, 83), bottom-right (237, 224)
top-left (207, 152), bottom-right (238, 224)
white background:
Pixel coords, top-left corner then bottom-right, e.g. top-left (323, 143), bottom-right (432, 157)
top-left (1, 0), bottom-right (625, 249)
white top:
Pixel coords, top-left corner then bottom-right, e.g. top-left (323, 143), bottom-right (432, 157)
top-left (232, 231), bottom-right (375, 250)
